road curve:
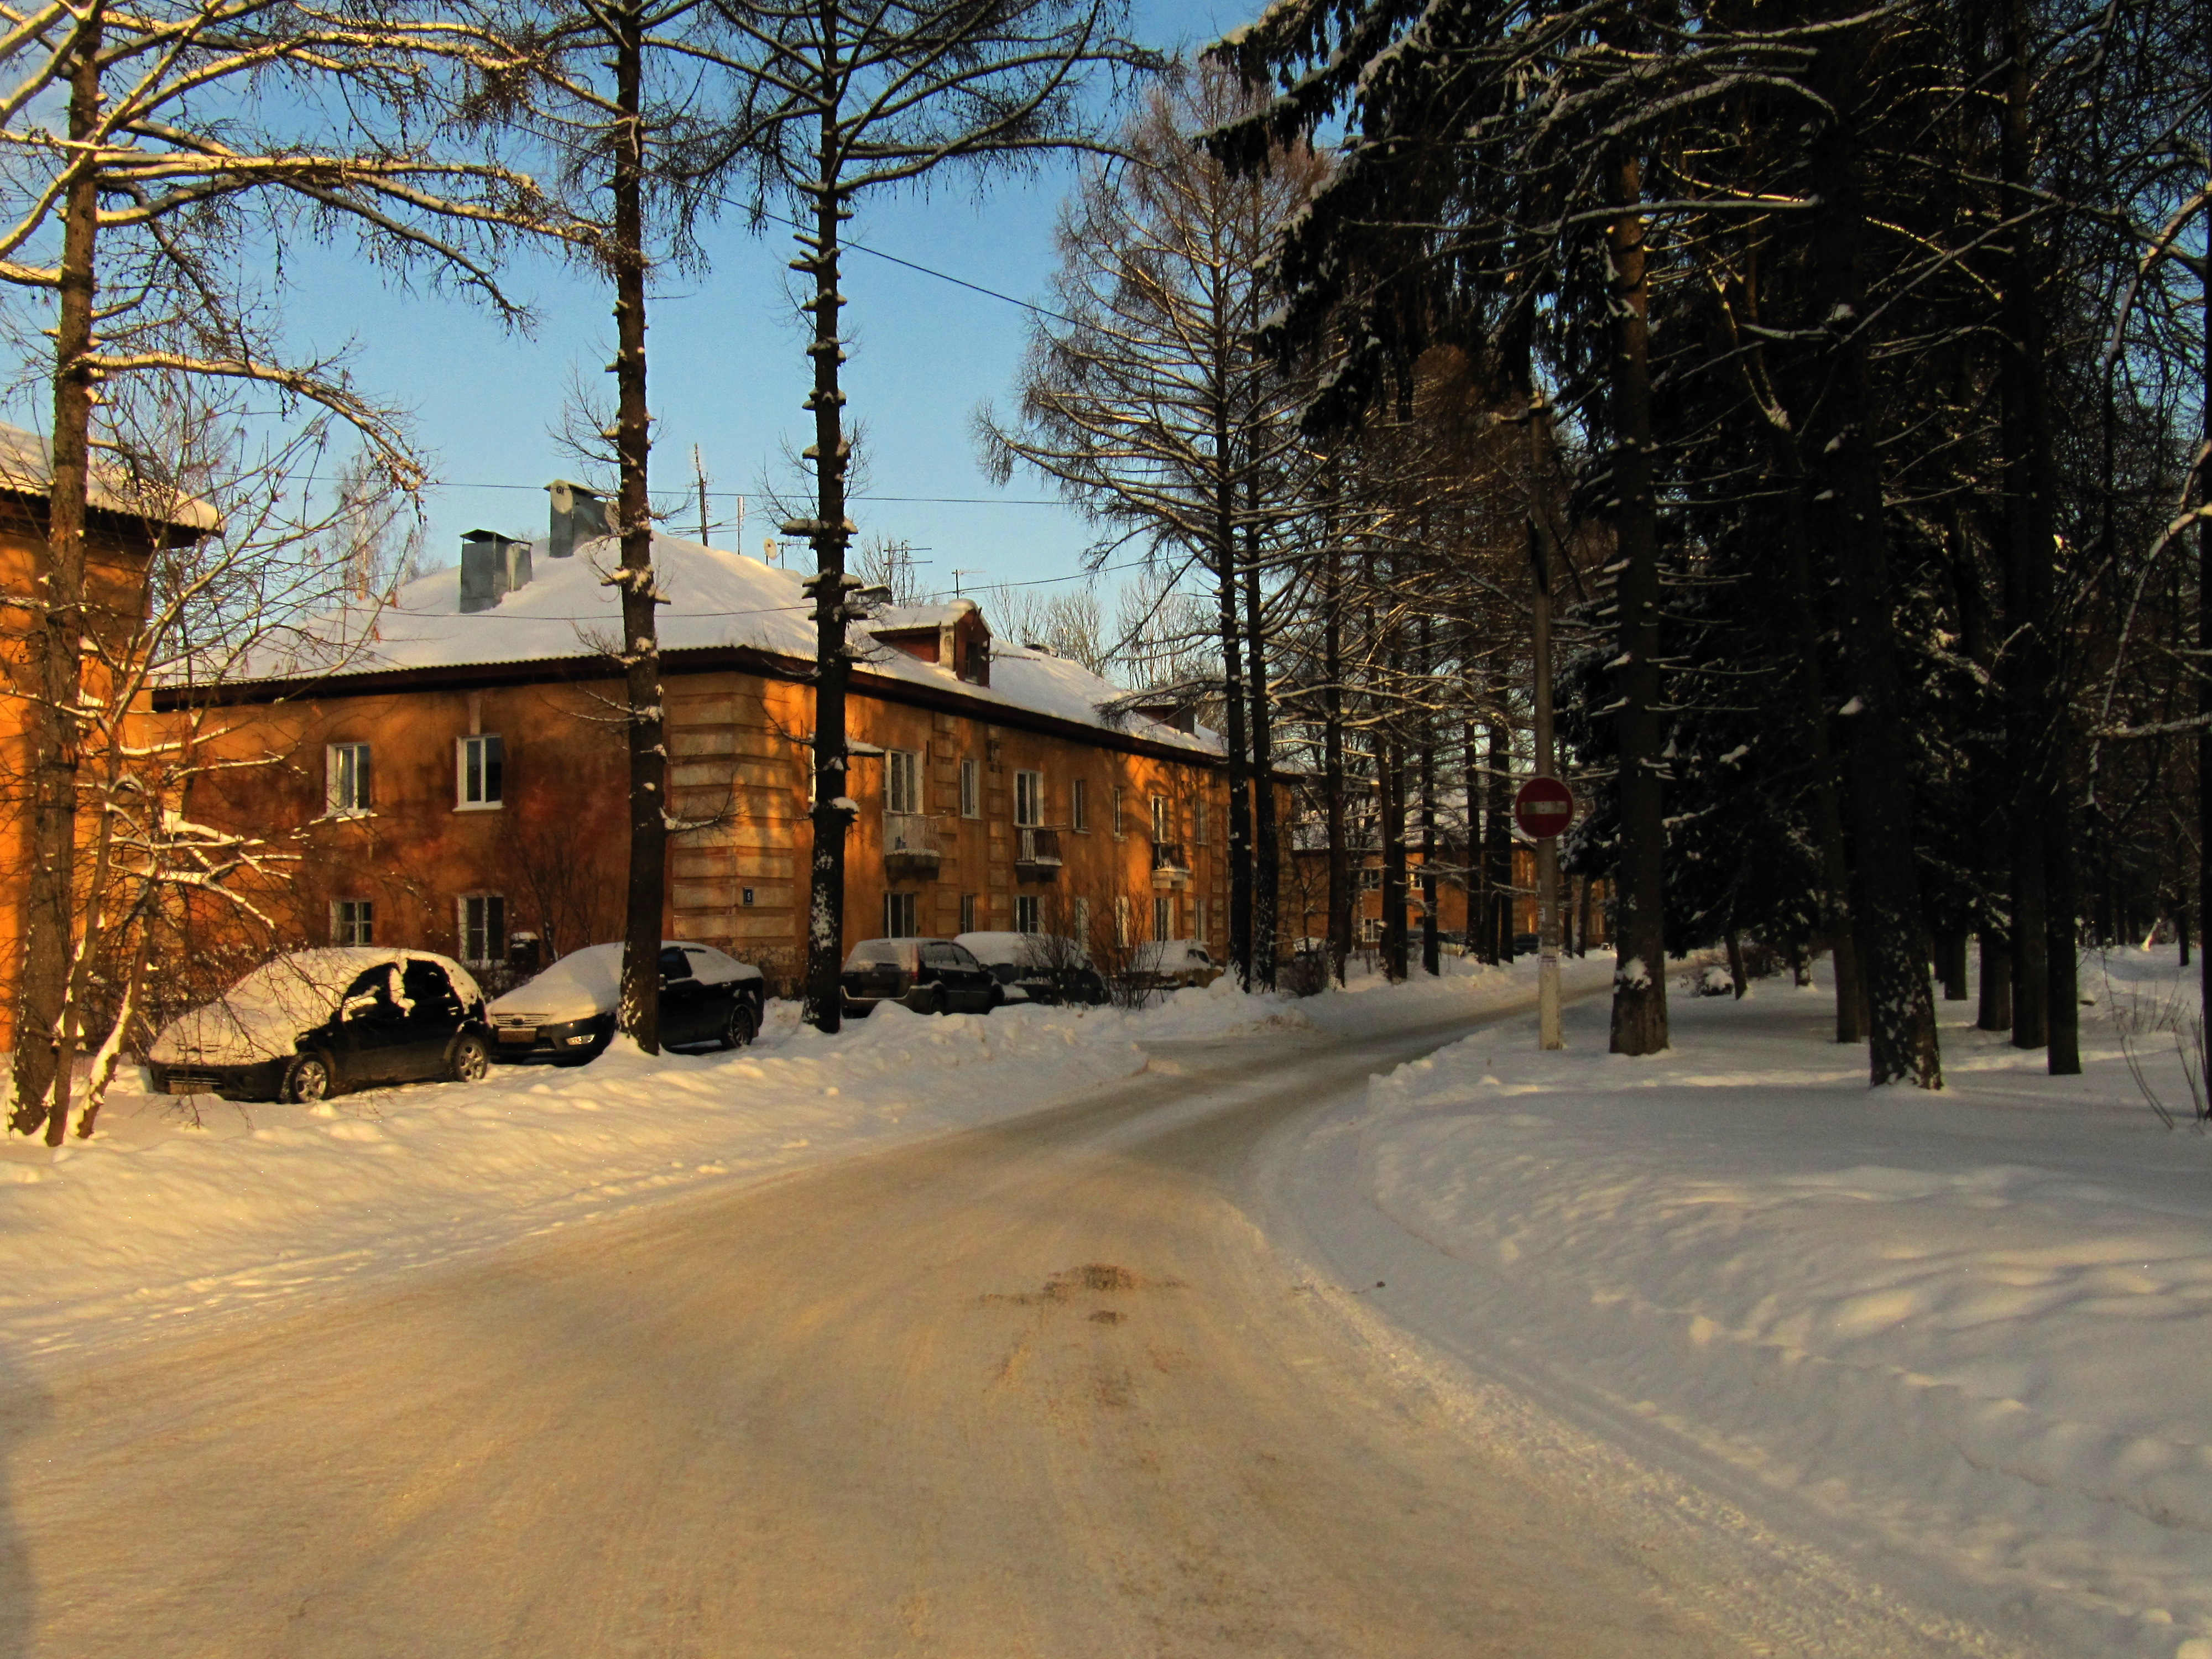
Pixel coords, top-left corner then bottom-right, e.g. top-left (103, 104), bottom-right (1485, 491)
top-left (0, 1002), bottom-right (1922, 1656)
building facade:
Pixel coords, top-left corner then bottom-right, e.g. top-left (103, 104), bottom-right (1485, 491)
top-left (160, 499), bottom-right (1244, 994)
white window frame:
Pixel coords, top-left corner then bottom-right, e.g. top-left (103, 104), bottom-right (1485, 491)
top-left (884, 891), bottom-right (919, 938)
top-left (1014, 895), bottom-right (1041, 935)
top-left (1150, 794), bottom-right (1171, 844)
top-left (1112, 785), bottom-right (1125, 839)
top-left (326, 742), bottom-right (372, 816)
top-left (1071, 778), bottom-right (1088, 832)
top-left (886, 748), bottom-right (922, 815)
top-left (457, 893), bottom-right (506, 966)
top-left (456, 733), bottom-right (504, 810)
top-left (1014, 769), bottom-right (1044, 828)
top-left (1154, 895), bottom-right (1172, 943)
top-left (331, 898), bottom-right (374, 946)
top-left (959, 893), bottom-right (977, 933)
top-left (959, 757), bottom-right (980, 819)
top-left (1114, 896), bottom-right (1131, 948)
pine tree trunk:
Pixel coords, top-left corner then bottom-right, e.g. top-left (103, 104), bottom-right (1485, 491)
top-left (14, 14), bottom-right (105, 1141)
top-left (1486, 707), bottom-right (1511, 961)
top-left (612, 1), bottom-right (665, 1054)
top-left (1606, 153), bottom-right (1669, 1055)
top-left (1380, 728), bottom-right (1408, 981)
top-left (1324, 524), bottom-right (1350, 983)
top-left (1215, 516), bottom-right (1251, 987)
top-left (1803, 20), bottom-right (1940, 1088)
top-left (1418, 613), bottom-right (1439, 977)
top-left (1996, 0), bottom-right (2052, 1057)
top-left (797, 84), bottom-right (857, 1032)
top-left (1242, 516), bottom-right (1277, 988)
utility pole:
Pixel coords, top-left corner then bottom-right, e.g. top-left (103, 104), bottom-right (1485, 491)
top-left (1529, 387), bottom-right (1563, 1050)
top-left (693, 445), bottom-right (711, 543)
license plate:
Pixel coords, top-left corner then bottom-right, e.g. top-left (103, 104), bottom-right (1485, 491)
top-left (497, 1028), bottom-right (537, 1044)
top-left (165, 1077), bottom-right (215, 1094)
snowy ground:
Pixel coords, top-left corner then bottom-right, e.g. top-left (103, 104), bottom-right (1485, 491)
top-left (1267, 948), bottom-right (2212, 1659)
top-left (0, 952), bottom-right (1547, 1379)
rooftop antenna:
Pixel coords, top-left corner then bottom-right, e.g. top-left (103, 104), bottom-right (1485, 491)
top-left (951, 567), bottom-right (982, 598)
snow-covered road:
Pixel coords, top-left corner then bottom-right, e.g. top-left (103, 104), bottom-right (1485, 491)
top-left (0, 986), bottom-right (1976, 1659)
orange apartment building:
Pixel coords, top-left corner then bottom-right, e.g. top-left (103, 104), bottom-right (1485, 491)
top-left (0, 425), bottom-right (215, 1050)
top-left (158, 489), bottom-right (1248, 994)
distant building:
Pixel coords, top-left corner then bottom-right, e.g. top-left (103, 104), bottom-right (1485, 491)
top-left (157, 485), bottom-right (1249, 992)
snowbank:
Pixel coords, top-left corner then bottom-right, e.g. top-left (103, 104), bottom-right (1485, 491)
top-left (0, 951), bottom-right (1561, 1377)
top-left (1337, 950), bottom-right (2212, 1658)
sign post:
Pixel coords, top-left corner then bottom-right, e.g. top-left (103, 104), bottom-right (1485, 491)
top-left (1524, 386), bottom-right (1569, 1051)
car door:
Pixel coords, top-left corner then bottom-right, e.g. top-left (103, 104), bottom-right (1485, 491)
top-left (332, 965), bottom-right (411, 1084)
top-left (684, 948), bottom-right (740, 1036)
top-left (941, 943), bottom-right (994, 1011)
top-left (398, 959), bottom-right (465, 1079)
top-left (659, 946), bottom-right (706, 1045)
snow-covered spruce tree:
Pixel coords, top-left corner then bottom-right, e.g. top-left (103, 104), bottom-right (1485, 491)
top-left (716, 0), bottom-right (1154, 1033)
top-left (0, 0), bottom-right (571, 1138)
top-left (977, 63), bottom-right (1320, 990)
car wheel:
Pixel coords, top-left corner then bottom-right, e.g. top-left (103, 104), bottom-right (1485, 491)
top-left (450, 1032), bottom-right (491, 1083)
top-left (719, 998), bottom-right (758, 1050)
top-left (284, 1053), bottom-right (335, 1104)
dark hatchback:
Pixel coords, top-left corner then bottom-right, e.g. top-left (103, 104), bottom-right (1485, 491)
top-left (840, 937), bottom-right (999, 1016)
top-left (147, 948), bottom-right (492, 1104)
top-left (488, 941), bottom-right (766, 1062)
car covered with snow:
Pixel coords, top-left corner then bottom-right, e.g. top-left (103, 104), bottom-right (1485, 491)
top-left (147, 948), bottom-right (492, 1104)
top-left (488, 942), bottom-right (764, 1062)
top-left (954, 932), bottom-right (1108, 1006)
top-left (840, 938), bottom-right (998, 1016)
top-left (1131, 940), bottom-right (1224, 991)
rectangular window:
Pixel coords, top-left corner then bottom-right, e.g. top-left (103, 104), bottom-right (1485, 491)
top-left (1151, 795), bottom-right (1170, 844)
top-left (959, 757), bottom-right (979, 818)
top-left (886, 748), bottom-right (922, 815)
top-left (1359, 867), bottom-right (1382, 891)
top-left (1071, 778), bottom-right (1088, 832)
top-left (1074, 897), bottom-right (1092, 946)
top-left (959, 893), bottom-right (977, 933)
top-left (1112, 785), bottom-right (1125, 839)
top-left (458, 894), bottom-right (506, 966)
top-left (457, 734), bottom-right (504, 808)
top-left (331, 898), bottom-right (374, 946)
top-left (1014, 769), bottom-right (1043, 828)
top-left (1361, 915), bottom-right (1382, 943)
top-left (1154, 895), bottom-right (1172, 943)
top-left (326, 743), bottom-right (372, 815)
top-left (1115, 895), bottom-right (1131, 948)
top-left (884, 891), bottom-right (919, 937)
top-left (1015, 895), bottom-right (1040, 934)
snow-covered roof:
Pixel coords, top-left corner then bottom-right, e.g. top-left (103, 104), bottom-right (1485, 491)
top-left (231, 534), bottom-right (1220, 757)
top-left (0, 421), bottom-right (221, 534)
top-left (868, 601), bottom-right (974, 633)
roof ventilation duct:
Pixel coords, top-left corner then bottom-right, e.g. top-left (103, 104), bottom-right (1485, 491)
top-left (460, 530), bottom-right (530, 613)
top-left (546, 479), bottom-right (609, 560)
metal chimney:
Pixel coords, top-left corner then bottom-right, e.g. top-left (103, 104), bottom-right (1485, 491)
top-left (460, 530), bottom-right (530, 613)
top-left (546, 479), bottom-right (610, 560)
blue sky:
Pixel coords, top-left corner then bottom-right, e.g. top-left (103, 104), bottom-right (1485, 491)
top-left (275, 0), bottom-right (1258, 607)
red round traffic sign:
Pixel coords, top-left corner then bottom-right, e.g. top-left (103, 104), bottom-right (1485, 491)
top-left (1513, 776), bottom-right (1575, 840)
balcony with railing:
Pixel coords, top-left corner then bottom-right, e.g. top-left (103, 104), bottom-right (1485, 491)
top-left (883, 812), bottom-right (942, 880)
top-left (1014, 825), bottom-right (1063, 881)
top-left (1151, 840), bottom-right (1190, 889)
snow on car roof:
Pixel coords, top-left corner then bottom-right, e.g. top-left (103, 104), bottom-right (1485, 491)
top-left (224, 534), bottom-right (1219, 755)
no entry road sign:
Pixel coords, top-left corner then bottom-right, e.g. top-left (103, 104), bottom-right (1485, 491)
top-left (1514, 776), bottom-right (1575, 841)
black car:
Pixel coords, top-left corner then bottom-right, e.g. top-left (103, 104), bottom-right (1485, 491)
top-left (841, 937), bottom-right (998, 1016)
top-left (148, 948), bottom-right (492, 1104)
top-left (488, 941), bottom-right (765, 1062)
top-left (953, 932), bottom-right (1109, 1006)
